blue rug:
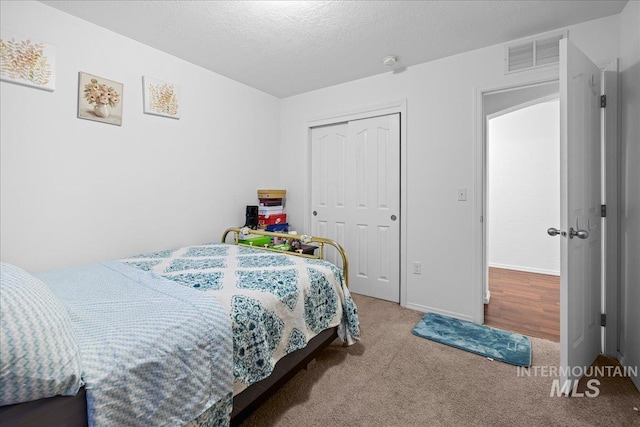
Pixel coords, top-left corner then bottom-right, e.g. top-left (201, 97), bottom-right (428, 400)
top-left (412, 312), bottom-right (531, 367)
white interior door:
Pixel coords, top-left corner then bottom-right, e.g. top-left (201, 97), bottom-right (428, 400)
top-left (558, 38), bottom-right (602, 389)
top-left (311, 114), bottom-right (400, 302)
top-left (310, 122), bottom-right (349, 268)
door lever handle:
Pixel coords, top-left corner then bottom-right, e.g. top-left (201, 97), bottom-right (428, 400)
top-left (569, 228), bottom-right (589, 239)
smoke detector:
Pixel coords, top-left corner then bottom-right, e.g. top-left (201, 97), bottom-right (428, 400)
top-left (382, 55), bottom-right (398, 66)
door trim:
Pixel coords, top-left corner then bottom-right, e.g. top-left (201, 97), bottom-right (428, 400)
top-left (601, 60), bottom-right (618, 358)
top-left (305, 100), bottom-right (407, 307)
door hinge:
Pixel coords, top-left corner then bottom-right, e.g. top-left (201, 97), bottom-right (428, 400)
top-left (600, 94), bottom-right (606, 108)
top-left (601, 204), bottom-right (607, 217)
top-left (601, 313), bottom-right (607, 327)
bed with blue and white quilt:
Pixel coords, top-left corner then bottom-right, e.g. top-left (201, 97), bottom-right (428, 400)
top-left (121, 243), bottom-right (360, 396)
top-left (0, 242), bottom-right (360, 427)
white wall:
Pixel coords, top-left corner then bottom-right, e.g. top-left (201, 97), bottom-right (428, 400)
top-left (488, 99), bottom-right (560, 275)
top-left (0, 1), bottom-right (280, 272)
top-left (1, 2), bottom-right (629, 336)
top-left (618, 0), bottom-right (640, 390)
top-left (279, 15), bottom-right (620, 320)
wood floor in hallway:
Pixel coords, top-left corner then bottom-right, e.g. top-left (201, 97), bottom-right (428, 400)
top-left (484, 267), bottom-right (560, 342)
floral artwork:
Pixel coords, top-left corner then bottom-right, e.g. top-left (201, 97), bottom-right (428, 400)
top-left (77, 72), bottom-right (123, 126)
top-left (143, 76), bottom-right (181, 119)
top-left (83, 78), bottom-right (120, 109)
top-left (0, 30), bottom-right (55, 91)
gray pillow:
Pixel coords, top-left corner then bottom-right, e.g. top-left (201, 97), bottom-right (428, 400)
top-left (0, 262), bottom-right (83, 405)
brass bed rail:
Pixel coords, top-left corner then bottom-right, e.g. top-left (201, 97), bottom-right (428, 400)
top-left (221, 227), bottom-right (349, 287)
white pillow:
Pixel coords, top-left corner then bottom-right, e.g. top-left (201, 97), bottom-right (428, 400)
top-left (0, 262), bottom-right (83, 405)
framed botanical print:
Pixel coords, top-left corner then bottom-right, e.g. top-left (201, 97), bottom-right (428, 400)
top-left (0, 29), bottom-right (56, 91)
top-left (78, 72), bottom-right (123, 126)
top-left (143, 76), bottom-right (181, 119)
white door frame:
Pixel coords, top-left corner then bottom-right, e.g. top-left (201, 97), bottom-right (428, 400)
top-left (473, 64), bottom-right (618, 358)
top-left (484, 91), bottom-right (561, 302)
top-left (473, 69), bottom-right (560, 325)
top-left (305, 100), bottom-right (407, 307)
top-left (601, 60), bottom-right (618, 359)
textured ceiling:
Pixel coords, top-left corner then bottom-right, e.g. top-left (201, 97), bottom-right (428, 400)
top-left (41, 0), bottom-right (627, 98)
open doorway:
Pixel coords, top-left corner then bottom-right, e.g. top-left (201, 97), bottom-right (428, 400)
top-left (482, 82), bottom-right (561, 341)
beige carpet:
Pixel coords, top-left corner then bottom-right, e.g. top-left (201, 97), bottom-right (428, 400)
top-left (241, 294), bottom-right (640, 426)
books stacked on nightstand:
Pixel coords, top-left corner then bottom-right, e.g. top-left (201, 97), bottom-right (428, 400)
top-left (257, 189), bottom-right (287, 231)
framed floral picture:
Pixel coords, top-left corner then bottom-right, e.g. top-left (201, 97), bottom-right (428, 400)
top-left (78, 72), bottom-right (123, 126)
top-left (0, 30), bottom-right (56, 91)
top-left (142, 76), bottom-right (181, 119)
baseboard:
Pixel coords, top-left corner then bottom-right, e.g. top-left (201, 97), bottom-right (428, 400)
top-left (489, 263), bottom-right (560, 276)
top-left (405, 302), bottom-right (474, 322)
top-left (484, 289), bottom-right (491, 305)
top-left (617, 351), bottom-right (640, 392)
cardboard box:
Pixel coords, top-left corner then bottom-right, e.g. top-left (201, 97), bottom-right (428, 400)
top-left (258, 189), bottom-right (286, 199)
top-left (258, 206), bottom-right (284, 216)
top-left (258, 213), bottom-right (287, 226)
top-left (259, 198), bottom-right (283, 206)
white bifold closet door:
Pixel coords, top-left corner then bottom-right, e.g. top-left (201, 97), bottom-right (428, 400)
top-left (311, 114), bottom-right (400, 302)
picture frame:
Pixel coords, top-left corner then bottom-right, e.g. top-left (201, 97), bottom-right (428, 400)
top-left (142, 76), bottom-right (181, 119)
top-left (0, 29), bottom-right (56, 91)
top-left (77, 72), bottom-right (123, 126)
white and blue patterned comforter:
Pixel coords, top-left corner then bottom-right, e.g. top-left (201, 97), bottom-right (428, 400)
top-left (36, 261), bottom-right (233, 427)
top-left (121, 243), bottom-right (360, 394)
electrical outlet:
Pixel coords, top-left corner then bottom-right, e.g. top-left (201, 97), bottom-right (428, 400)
top-left (457, 187), bottom-right (467, 201)
top-left (413, 262), bottom-right (422, 275)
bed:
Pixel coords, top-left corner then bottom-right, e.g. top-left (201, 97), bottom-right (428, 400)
top-left (0, 228), bottom-right (360, 426)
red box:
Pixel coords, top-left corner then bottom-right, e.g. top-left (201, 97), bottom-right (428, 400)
top-left (258, 213), bottom-right (287, 227)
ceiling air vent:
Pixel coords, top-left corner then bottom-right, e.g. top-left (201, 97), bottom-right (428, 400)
top-left (505, 31), bottom-right (566, 74)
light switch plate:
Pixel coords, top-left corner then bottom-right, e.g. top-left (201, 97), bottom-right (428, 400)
top-left (413, 262), bottom-right (422, 274)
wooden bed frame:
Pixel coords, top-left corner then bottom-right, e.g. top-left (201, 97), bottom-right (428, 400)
top-left (0, 229), bottom-right (350, 427)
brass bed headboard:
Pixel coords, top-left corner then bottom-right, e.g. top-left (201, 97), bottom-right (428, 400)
top-left (221, 227), bottom-right (349, 287)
